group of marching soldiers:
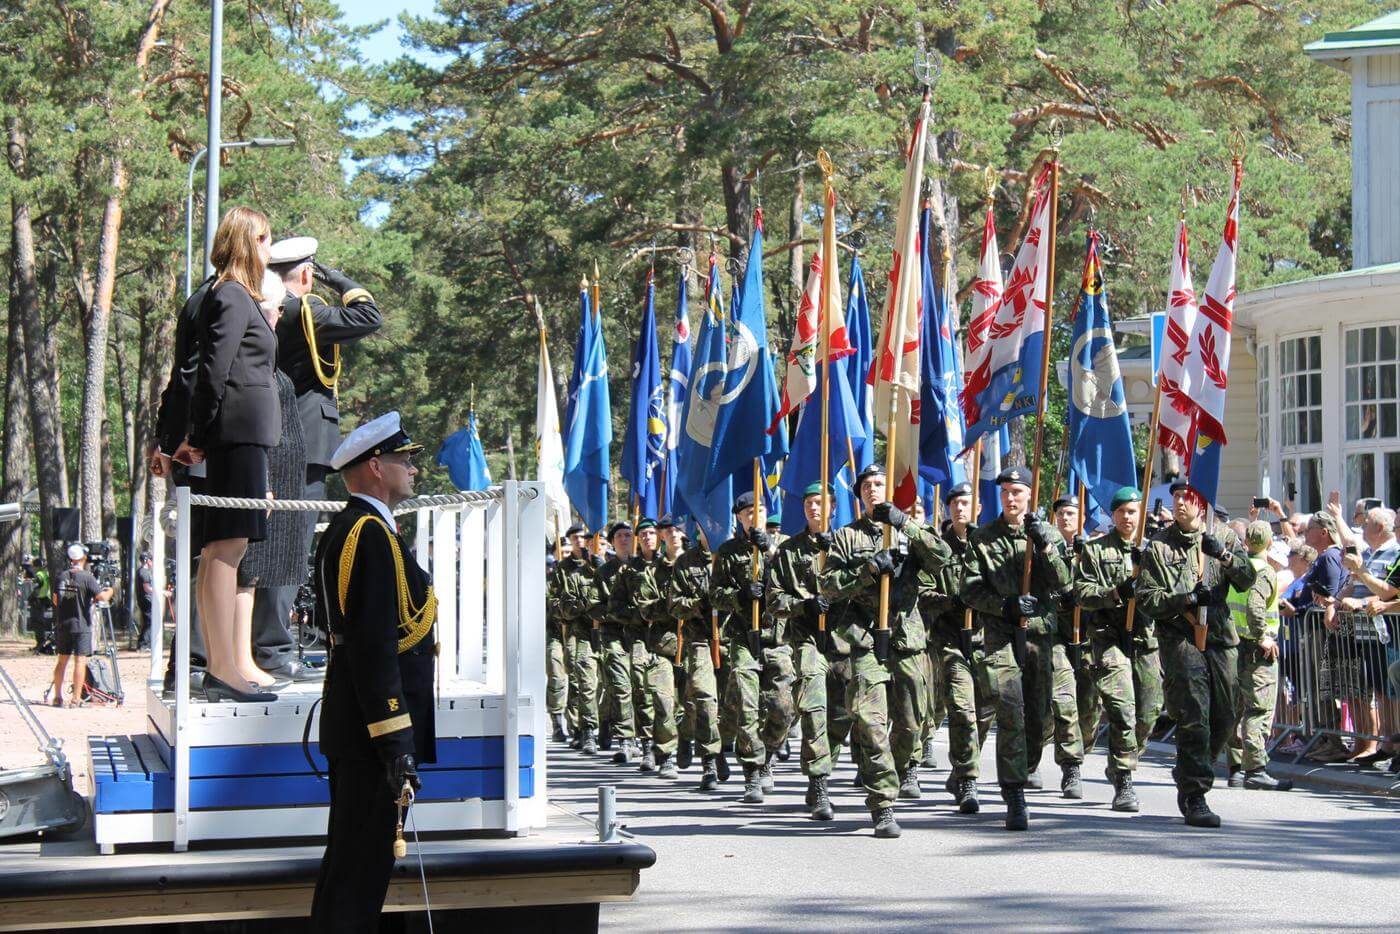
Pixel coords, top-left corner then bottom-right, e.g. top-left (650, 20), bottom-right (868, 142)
top-left (546, 462), bottom-right (1267, 838)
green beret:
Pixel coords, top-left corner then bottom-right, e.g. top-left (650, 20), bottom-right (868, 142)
top-left (634, 518), bottom-right (657, 532)
top-left (802, 482), bottom-right (832, 499)
top-left (1110, 487), bottom-right (1141, 511)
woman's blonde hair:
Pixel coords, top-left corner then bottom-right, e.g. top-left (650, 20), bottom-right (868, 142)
top-left (209, 206), bottom-right (269, 299)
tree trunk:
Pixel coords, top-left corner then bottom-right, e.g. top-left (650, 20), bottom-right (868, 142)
top-left (8, 117), bottom-right (69, 576)
top-left (1, 262), bottom-right (32, 637)
top-left (785, 152), bottom-right (805, 344)
top-left (720, 163), bottom-right (753, 261)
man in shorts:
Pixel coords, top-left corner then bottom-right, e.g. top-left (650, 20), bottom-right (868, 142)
top-left (50, 544), bottom-right (114, 707)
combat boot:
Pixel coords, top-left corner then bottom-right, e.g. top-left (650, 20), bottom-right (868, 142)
top-left (1227, 767), bottom-right (1245, 788)
top-left (598, 719), bottom-right (614, 751)
top-left (1183, 793), bottom-right (1221, 828)
top-left (1026, 768), bottom-right (1043, 790)
top-left (1001, 786), bottom-right (1029, 831)
top-left (872, 806), bottom-right (901, 838)
top-left (715, 752), bottom-right (731, 783)
top-left (758, 751), bottom-right (776, 793)
top-left (741, 765), bottom-right (764, 803)
top-left (1243, 769), bottom-right (1293, 791)
top-left (551, 714), bottom-right (569, 743)
top-left (698, 756), bottom-right (719, 791)
top-left (611, 738), bottom-right (636, 765)
top-left (581, 727), bottom-right (598, 755)
top-left (1060, 764), bottom-right (1083, 800)
top-left (676, 739), bottom-right (693, 771)
top-left (776, 737), bottom-right (792, 762)
top-left (810, 776), bottom-right (834, 821)
top-left (656, 753), bottom-right (678, 780)
top-left (921, 738), bottom-right (938, 769)
top-left (957, 778), bottom-right (980, 815)
top-left (569, 726), bottom-right (584, 750)
top-left (1111, 772), bottom-right (1140, 812)
top-left (639, 740), bottom-right (656, 772)
top-left (805, 776), bottom-right (819, 809)
top-left (898, 767), bottom-right (922, 800)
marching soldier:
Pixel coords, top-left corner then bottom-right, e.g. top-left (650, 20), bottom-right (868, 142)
top-left (920, 482), bottom-right (995, 814)
top-left (551, 525), bottom-right (600, 754)
top-left (766, 482), bottom-right (840, 820)
top-left (820, 466), bottom-right (952, 838)
top-left (610, 519), bottom-right (660, 768)
top-left (310, 413), bottom-right (434, 931)
top-left (1072, 487), bottom-right (1151, 812)
top-left (635, 520), bottom-right (684, 780)
top-left (593, 522), bottom-right (638, 761)
top-left (669, 529), bottom-right (727, 789)
top-left (961, 465), bottom-right (1072, 831)
top-left (713, 493), bottom-right (795, 804)
top-left (1137, 481), bottom-right (1255, 828)
top-left (545, 533), bottom-right (575, 741)
top-left (1045, 494), bottom-right (1100, 799)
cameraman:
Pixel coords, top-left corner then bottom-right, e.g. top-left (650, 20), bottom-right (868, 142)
top-left (136, 553), bottom-right (155, 650)
top-left (50, 544), bottom-right (114, 707)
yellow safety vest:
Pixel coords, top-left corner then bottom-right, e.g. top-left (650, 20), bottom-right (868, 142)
top-left (1227, 555), bottom-right (1278, 639)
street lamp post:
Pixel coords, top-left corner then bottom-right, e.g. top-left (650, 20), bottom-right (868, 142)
top-left (184, 138), bottom-right (294, 296)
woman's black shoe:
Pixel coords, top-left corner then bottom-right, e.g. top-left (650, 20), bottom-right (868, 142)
top-left (204, 673), bottom-right (277, 703)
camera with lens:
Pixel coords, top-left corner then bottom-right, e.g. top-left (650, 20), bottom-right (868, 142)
top-left (83, 541), bottom-right (120, 592)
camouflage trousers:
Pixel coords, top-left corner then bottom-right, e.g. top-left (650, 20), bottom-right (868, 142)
top-left (682, 640), bottom-right (721, 756)
top-left (639, 650), bottom-right (679, 758)
top-left (567, 621), bottom-right (600, 729)
top-left (981, 624), bottom-right (1054, 787)
top-left (628, 632), bottom-right (654, 742)
top-left (1048, 642), bottom-right (1103, 767)
top-left (1160, 632), bottom-right (1238, 795)
top-left (1228, 641), bottom-right (1279, 773)
top-left (845, 648), bottom-right (899, 812)
top-left (1086, 637), bottom-right (1141, 773)
top-left (723, 641), bottom-right (796, 769)
top-left (886, 649), bottom-right (932, 777)
top-left (931, 632), bottom-right (994, 780)
top-left (600, 627), bottom-right (636, 740)
top-left (547, 625), bottom-right (569, 718)
top-left (921, 644), bottom-right (948, 748)
top-left (1133, 647), bottom-right (1165, 749)
top-left (791, 640), bottom-right (854, 777)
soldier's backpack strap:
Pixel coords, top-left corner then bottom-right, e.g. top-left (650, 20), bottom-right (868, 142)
top-left (338, 514), bottom-right (437, 653)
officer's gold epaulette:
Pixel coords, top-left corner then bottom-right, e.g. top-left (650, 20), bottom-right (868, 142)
top-left (338, 514), bottom-right (437, 653)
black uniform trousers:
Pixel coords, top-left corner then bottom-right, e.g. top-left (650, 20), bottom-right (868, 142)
top-left (310, 755), bottom-right (398, 932)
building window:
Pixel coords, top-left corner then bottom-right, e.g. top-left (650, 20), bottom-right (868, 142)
top-left (1282, 456), bottom-right (1322, 514)
top-left (1279, 335), bottom-right (1322, 448)
top-left (1344, 325), bottom-right (1400, 507)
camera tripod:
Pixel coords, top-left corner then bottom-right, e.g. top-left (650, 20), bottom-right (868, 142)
top-left (84, 600), bottom-right (125, 706)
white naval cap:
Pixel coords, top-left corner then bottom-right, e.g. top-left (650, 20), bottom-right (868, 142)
top-left (268, 236), bottom-right (318, 266)
top-left (330, 411), bottom-right (424, 472)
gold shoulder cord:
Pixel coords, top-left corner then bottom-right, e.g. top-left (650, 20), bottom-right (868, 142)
top-left (338, 515), bottom-right (437, 653)
top-left (302, 294), bottom-right (342, 395)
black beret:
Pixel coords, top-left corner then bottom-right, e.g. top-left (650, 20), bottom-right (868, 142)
top-left (732, 491), bottom-right (756, 514)
top-left (996, 465), bottom-right (1032, 488)
top-left (944, 481), bottom-right (974, 503)
top-left (855, 464), bottom-right (885, 486)
top-left (1052, 494), bottom-right (1079, 512)
top-left (565, 523), bottom-right (587, 537)
top-left (607, 521), bottom-right (633, 540)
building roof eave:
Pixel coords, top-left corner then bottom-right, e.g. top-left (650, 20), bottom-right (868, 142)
top-left (1236, 264), bottom-right (1400, 328)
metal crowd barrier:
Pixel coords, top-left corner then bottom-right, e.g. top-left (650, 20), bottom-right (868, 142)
top-left (1271, 606), bottom-right (1400, 759)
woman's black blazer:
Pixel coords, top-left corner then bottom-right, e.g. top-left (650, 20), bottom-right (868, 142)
top-left (188, 279), bottom-right (282, 449)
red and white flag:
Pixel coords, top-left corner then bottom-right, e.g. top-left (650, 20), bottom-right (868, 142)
top-left (869, 96), bottom-right (931, 509)
top-left (1156, 218), bottom-right (1199, 460)
top-left (960, 201), bottom-right (1004, 429)
top-left (1188, 161), bottom-right (1242, 448)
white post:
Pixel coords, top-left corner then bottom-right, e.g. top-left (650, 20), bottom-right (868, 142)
top-left (148, 486), bottom-right (166, 684)
top-left (432, 509), bottom-right (458, 686)
top-left (484, 499), bottom-right (505, 693)
top-left (502, 482), bottom-right (521, 832)
top-left (174, 486), bottom-right (192, 852)
top-left (460, 509), bottom-right (486, 682)
top-left (414, 507), bottom-right (431, 574)
top-left (515, 482), bottom-right (547, 826)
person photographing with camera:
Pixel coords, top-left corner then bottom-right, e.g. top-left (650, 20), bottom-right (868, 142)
top-left (50, 544), bottom-right (114, 707)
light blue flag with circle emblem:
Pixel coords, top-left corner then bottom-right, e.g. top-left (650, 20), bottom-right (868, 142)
top-left (621, 270), bottom-right (665, 519)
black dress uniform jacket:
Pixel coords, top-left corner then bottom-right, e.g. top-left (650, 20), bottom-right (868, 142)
top-left (188, 280), bottom-right (281, 449)
top-left (276, 273), bottom-right (382, 471)
top-left (314, 497), bottom-right (437, 764)
top-left (154, 276), bottom-right (214, 454)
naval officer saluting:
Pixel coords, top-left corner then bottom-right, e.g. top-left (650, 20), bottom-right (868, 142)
top-left (310, 412), bottom-right (436, 933)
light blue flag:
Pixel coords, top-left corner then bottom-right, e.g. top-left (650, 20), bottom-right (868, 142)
top-left (563, 286), bottom-right (612, 531)
top-left (978, 425), bottom-right (1009, 525)
top-left (1068, 233), bottom-right (1137, 518)
top-left (664, 266), bottom-right (692, 521)
top-left (437, 411), bottom-right (491, 492)
top-left (621, 271), bottom-right (664, 519)
top-left (676, 255), bottom-right (735, 547)
top-left (918, 205), bottom-right (968, 490)
top-left (778, 365), bottom-right (865, 536)
top-left (844, 255), bottom-right (875, 475)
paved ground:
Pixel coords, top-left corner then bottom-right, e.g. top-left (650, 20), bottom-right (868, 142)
top-left (550, 734), bottom-right (1400, 931)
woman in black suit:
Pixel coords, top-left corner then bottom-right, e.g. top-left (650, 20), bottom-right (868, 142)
top-left (176, 206), bottom-right (281, 703)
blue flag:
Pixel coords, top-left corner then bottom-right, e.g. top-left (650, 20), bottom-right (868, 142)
top-left (437, 411), bottom-right (492, 492)
top-left (705, 212), bottom-right (789, 496)
top-left (563, 285), bottom-right (612, 531)
top-left (844, 255), bottom-right (875, 475)
top-left (664, 267), bottom-right (692, 521)
top-left (1067, 233), bottom-right (1137, 518)
top-left (918, 205), bottom-right (967, 491)
top-left (676, 255), bottom-right (735, 547)
top-left (621, 271), bottom-right (665, 519)
top-left (977, 425), bottom-right (1009, 525)
top-left (779, 365), bottom-right (866, 536)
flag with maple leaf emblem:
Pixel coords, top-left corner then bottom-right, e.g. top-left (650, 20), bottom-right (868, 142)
top-left (961, 164), bottom-right (1053, 451)
top-left (961, 201), bottom-right (1003, 430)
top-left (1156, 218), bottom-right (1199, 460)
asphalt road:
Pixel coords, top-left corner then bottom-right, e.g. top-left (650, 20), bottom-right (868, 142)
top-left (549, 734), bottom-right (1400, 931)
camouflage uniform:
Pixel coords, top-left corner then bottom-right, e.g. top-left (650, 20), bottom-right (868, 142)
top-left (1048, 540), bottom-right (1100, 769)
top-left (546, 561), bottom-right (570, 722)
top-left (961, 517), bottom-right (1071, 787)
top-left (919, 530), bottom-right (995, 781)
top-left (1137, 520), bottom-right (1253, 796)
top-left (549, 554), bottom-right (599, 732)
top-left (820, 515), bottom-right (952, 810)
top-left (669, 543), bottom-right (721, 757)
top-left (635, 553), bottom-right (681, 760)
top-left (713, 536), bottom-right (795, 770)
top-left (609, 554), bottom-right (658, 744)
top-left (590, 556), bottom-right (635, 741)
top-left (1227, 556), bottom-right (1280, 773)
top-left (1071, 528), bottom-right (1148, 775)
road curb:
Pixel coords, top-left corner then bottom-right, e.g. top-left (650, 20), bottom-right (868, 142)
top-left (1144, 739), bottom-right (1400, 797)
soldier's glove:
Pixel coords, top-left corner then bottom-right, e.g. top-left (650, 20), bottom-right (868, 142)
top-left (1199, 533), bottom-right (1225, 559)
top-left (312, 261), bottom-right (360, 297)
top-left (807, 594), bottom-right (831, 616)
top-left (747, 528), bottom-right (771, 551)
top-left (747, 580), bottom-right (766, 602)
top-left (1072, 533), bottom-right (1086, 555)
top-left (1025, 515), bottom-right (1052, 547)
top-left (1056, 588), bottom-right (1076, 612)
top-left (1130, 546), bottom-right (1143, 567)
top-left (1116, 578), bottom-right (1135, 600)
top-left (591, 554), bottom-right (605, 569)
top-left (867, 550), bottom-right (896, 579)
top-left (386, 753), bottom-right (421, 796)
top-left (871, 502), bottom-right (909, 530)
top-left (1191, 582), bottom-right (1217, 607)
top-left (814, 531), bottom-right (834, 551)
top-left (1003, 594), bottom-right (1039, 619)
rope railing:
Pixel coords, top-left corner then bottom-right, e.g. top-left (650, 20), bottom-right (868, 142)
top-left (185, 487), bottom-right (534, 514)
